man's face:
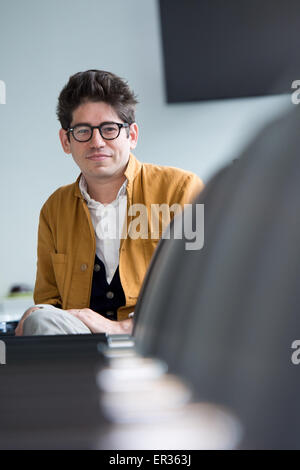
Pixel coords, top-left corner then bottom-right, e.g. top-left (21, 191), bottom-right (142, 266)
top-left (59, 101), bottom-right (138, 183)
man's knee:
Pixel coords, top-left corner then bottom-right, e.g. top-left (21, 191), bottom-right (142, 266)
top-left (22, 308), bottom-right (53, 335)
top-left (25, 306), bottom-right (40, 316)
top-left (22, 307), bottom-right (91, 335)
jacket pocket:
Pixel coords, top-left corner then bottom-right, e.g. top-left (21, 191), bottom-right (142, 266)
top-left (51, 253), bottom-right (67, 299)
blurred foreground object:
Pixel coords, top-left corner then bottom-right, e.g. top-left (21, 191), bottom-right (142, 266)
top-left (134, 106), bottom-right (300, 449)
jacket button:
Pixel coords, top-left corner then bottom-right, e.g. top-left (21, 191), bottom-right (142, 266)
top-left (106, 291), bottom-right (114, 299)
top-left (94, 264), bottom-right (101, 272)
top-left (80, 263), bottom-right (88, 272)
top-left (106, 311), bottom-right (114, 317)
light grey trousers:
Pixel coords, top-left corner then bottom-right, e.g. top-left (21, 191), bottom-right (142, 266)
top-left (22, 304), bottom-right (92, 336)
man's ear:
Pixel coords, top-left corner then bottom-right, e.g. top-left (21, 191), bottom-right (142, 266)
top-left (59, 128), bottom-right (72, 154)
top-left (129, 123), bottom-right (138, 150)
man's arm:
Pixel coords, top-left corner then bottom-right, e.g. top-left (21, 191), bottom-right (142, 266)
top-left (15, 204), bottom-right (63, 336)
top-left (66, 308), bottom-right (134, 335)
top-left (33, 204), bottom-right (63, 306)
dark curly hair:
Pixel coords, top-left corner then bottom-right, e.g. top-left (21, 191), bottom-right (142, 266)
top-left (57, 69), bottom-right (138, 130)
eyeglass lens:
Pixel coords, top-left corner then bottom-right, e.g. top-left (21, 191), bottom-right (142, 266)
top-left (73, 123), bottom-right (121, 141)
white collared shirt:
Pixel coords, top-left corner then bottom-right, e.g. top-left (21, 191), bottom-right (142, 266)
top-left (79, 175), bottom-right (128, 284)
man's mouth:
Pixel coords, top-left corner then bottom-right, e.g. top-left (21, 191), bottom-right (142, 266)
top-left (86, 153), bottom-right (111, 161)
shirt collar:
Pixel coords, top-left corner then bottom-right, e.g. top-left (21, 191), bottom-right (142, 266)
top-left (78, 174), bottom-right (127, 208)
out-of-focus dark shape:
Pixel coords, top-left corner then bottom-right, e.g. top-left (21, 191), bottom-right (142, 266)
top-left (8, 283), bottom-right (33, 296)
top-left (134, 106), bottom-right (300, 449)
top-left (159, 0), bottom-right (300, 102)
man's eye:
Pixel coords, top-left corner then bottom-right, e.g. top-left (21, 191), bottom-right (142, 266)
top-left (77, 128), bottom-right (89, 134)
top-left (103, 127), bottom-right (116, 133)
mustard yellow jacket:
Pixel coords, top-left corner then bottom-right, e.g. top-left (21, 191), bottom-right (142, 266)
top-left (34, 154), bottom-right (204, 320)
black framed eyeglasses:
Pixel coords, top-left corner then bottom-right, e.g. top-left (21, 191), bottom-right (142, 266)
top-left (67, 122), bottom-right (130, 142)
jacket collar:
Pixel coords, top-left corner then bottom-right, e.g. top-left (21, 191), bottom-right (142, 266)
top-left (73, 153), bottom-right (142, 199)
top-left (124, 153), bottom-right (142, 183)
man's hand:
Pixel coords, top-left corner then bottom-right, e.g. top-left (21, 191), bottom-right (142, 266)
top-left (15, 306), bottom-right (42, 336)
top-left (66, 308), bottom-right (133, 335)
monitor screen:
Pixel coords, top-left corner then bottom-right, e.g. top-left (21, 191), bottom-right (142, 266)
top-left (159, 0), bottom-right (300, 102)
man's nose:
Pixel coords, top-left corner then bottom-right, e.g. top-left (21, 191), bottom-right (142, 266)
top-left (90, 127), bottom-right (105, 146)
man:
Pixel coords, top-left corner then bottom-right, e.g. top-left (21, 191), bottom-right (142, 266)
top-left (15, 70), bottom-right (203, 336)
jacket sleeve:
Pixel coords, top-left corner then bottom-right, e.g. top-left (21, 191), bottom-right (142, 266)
top-left (33, 203), bottom-right (62, 307)
top-left (175, 173), bottom-right (204, 206)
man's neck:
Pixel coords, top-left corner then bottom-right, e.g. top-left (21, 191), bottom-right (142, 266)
top-left (84, 174), bottom-right (127, 205)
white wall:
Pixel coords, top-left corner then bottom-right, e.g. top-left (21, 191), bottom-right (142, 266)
top-left (0, 0), bottom-right (291, 297)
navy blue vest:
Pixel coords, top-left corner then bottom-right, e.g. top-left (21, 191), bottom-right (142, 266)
top-left (89, 255), bottom-right (126, 321)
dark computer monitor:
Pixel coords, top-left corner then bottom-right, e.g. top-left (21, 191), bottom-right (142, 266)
top-left (160, 0), bottom-right (300, 102)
